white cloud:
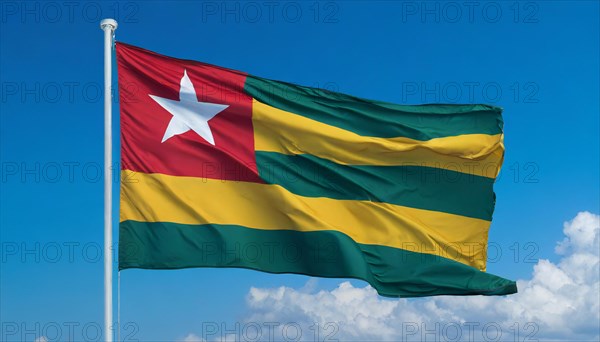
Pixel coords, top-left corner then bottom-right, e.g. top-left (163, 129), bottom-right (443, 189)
top-left (239, 211), bottom-right (600, 341)
top-left (34, 337), bottom-right (48, 342)
top-left (179, 333), bottom-right (205, 342)
top-left (180, 332), bottom-right (239, 342)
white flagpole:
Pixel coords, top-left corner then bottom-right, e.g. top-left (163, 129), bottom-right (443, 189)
top-left (100, 18), bottom-right (117, 342)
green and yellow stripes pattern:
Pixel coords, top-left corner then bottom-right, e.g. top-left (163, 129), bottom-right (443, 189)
top-left (120, 170), bottom-right (490, 269)
top-left (252, 100), bottom-right (504, 178)
top-left (255, 152), bottom-right (496, 221)
top-left (119, 74), bottom-right (516, 297)
top-left (120, 221), bottom-right (517, 298)
top-left (244, 75), bottom-right (508, 281)
top-left (244, 76), bottom-right (504, 140)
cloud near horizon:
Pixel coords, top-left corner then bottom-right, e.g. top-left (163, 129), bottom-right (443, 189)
top-left (183, 211), bottom-right (599, 341)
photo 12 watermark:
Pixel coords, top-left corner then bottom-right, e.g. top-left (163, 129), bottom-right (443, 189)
top-left (199, 1), bottom-right (340, 24)
top-left (399, 81), bottom-right (540, 104)
top-left (400, 1), bottom-right (540, 24)
top-left (1, 321), bottom-right (139, 342)
top-left (197, 321), bottom-right (339, 342)
top-left (396, 321), bottom-right (539, 342)
top-left (0, 1), bottom-right (139, 24)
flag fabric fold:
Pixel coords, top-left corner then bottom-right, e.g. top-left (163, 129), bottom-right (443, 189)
top-left (116, 42), bottom-right (516, 297)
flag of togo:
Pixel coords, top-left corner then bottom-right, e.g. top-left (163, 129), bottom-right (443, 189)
top-left (116, 42), bottom-right (516, 298)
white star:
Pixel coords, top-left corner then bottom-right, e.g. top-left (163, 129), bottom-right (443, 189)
top-left (149, 69), bottom-right (229, 145)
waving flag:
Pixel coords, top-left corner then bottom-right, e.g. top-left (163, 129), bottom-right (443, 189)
top-left (116, 42), bottom-right (516, 297)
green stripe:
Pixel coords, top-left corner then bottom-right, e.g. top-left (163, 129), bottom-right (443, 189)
top-left (255, 151), bottom-right (495, 221)
top-left (244, 75), bottom-right (503, 140)
top-left (120, 221), bottom-right (517, 298)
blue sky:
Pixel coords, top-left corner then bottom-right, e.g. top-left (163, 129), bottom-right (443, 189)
top-left (1, 1), bottom-right (599, 341)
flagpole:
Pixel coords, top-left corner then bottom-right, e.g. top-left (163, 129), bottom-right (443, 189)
top-left (100, 18), bottom-right (117, 342)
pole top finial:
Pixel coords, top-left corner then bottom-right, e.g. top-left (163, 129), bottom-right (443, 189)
top-left (100, 18), bottom-right (118, 31)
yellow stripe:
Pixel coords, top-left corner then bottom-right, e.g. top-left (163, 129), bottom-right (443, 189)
top-left (120, 170), bottom-right (490, 270)
top-left (252, 100), bottom-right (504, 178)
